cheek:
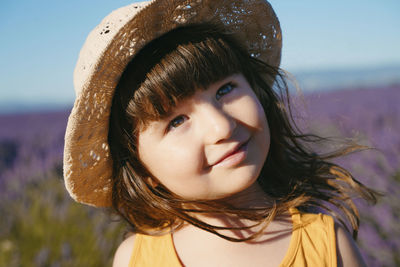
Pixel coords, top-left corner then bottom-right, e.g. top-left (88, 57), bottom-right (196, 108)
top-left (240, 94), bottom-right (270, 154)
top-left (236, 94), bottom-right (268, 129)
top-left (138, 137), bottom-right (202, 183)
top-left (256, 101), bottom-right (270, 151)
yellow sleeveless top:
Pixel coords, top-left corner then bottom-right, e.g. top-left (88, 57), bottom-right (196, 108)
top-left (129, 209), bottom-right (337, 267)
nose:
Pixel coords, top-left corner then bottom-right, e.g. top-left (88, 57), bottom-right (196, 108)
top-left (199, 103), bottom-right (237, 144)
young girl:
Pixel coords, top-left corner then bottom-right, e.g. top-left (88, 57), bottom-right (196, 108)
top-left (64, 0), bottom-right (377, 266)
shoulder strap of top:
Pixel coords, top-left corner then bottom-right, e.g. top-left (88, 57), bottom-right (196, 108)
top-left (129, 232), bottom-right (182, 267)
top-left (280, 208), bottom-right (337, 267)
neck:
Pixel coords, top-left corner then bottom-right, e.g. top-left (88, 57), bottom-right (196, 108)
top-left (183, 182), bottom-right (279, 239)
top-left (178, 184), bottom-right (292, 242)
top-left (218, 181), bottom-right (273, 210)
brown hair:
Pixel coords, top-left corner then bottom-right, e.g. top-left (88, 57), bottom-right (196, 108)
top-left (108, 23), bottom-right (377, 241)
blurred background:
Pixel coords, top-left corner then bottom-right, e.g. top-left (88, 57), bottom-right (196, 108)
top-left (1, 0), bottom-right (399, 266)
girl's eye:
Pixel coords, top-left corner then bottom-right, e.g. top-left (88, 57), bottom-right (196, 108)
top-left (216, 82), bottom-right (235, 100)
top-left (166, 115), bottom-right (187, 132)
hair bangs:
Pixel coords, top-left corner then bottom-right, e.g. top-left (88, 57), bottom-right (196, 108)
top-left (129, 27), bottom-right (247, 127)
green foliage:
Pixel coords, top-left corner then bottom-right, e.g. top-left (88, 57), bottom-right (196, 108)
top-left (0, 170), bottom-right (126, 267)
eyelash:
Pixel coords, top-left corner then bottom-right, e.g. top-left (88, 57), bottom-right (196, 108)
top-left (166, 115), bottom-right (188, 132)
top-left (216, 82), bottom-right (235, 100)
top-left (166, 82), bottom-right (236, 132)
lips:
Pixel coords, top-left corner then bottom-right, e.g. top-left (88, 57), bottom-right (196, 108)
top-left (209, 140), bottom-right (249, 168)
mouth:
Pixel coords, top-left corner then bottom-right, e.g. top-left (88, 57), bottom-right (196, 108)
top-left (210, 140), bottom-right (249, 168)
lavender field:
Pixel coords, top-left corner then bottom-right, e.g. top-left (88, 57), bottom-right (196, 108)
top-left (0, 85), bottom-right (399, 266)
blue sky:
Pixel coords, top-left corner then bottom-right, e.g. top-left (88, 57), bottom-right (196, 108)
top-left (1, 0), bottom-right (399, 110)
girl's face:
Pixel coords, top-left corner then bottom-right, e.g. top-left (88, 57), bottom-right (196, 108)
top-left (138, 73), bottom-right (270, 200)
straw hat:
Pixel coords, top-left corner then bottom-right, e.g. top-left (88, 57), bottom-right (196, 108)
top-left (64, 0), bottom-right (282, 207)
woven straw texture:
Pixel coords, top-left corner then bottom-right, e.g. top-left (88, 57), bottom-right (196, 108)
top-left (64, 0), bottom-right (282, 207)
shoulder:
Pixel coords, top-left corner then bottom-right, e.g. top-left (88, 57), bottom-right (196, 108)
top-left (335, 223), bottom-right (367, 267)
top-left (112, 233), bottom-right (136, 267)
top-left (296, 211), bottom-right (367, 266)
